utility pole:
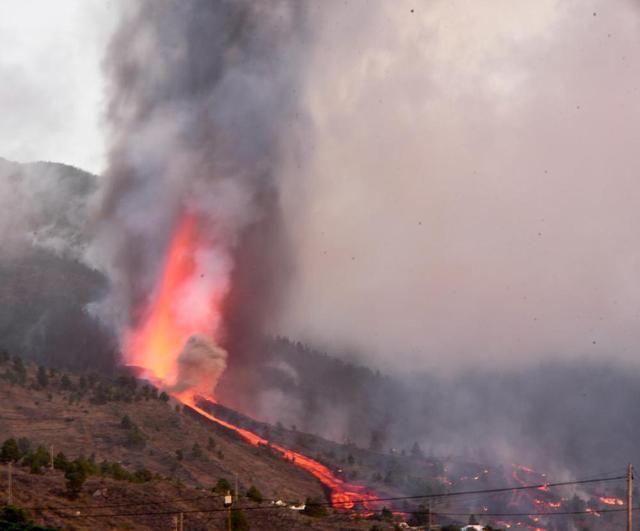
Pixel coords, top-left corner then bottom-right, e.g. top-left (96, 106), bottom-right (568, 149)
top-left (224, 490), bottom-right (233, 531)
top-left (7, 462), bottom-right (12, 505)
top-left (428, 499), bottom-right (432, 530)
top-left (49, 445), bottom-right (54, 470)
top-left (628, 463), bottom-right (634, 531)
top-left (179, 512), bottom-right (184, 531)
top-left (235, 473), bottom-right (238, 501)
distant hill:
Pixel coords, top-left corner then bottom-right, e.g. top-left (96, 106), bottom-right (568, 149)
top-left (0, 158), bottom-right (114, 370)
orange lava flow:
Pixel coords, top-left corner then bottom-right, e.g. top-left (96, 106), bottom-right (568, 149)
top-left (178, 394), bottom-right (381, 511)
top-left (599, 496), bottom-right (624, 506)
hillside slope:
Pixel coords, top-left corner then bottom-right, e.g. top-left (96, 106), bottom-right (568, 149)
top-left (0, 359), bottom-right (382, 530)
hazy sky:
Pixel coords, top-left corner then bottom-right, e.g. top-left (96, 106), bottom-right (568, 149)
top-left (3, 1), bottom-right (640, 373)
top-left (277, 0), bottom-right (640, 372)
top-left (0, 0), bottom-right (115, 173)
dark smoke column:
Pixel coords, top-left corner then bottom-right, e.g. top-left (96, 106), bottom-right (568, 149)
top-left (95, 0), bottom-right (307, 407)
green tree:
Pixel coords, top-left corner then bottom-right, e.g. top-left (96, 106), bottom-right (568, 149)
top-left (214, 477), bottom-right (231, 493)
top-left (159, 391), bottom-right (170, 402)
top-left (133, 468), bottom-right (153, 483)
top-left (36, 366), bottom-right (48, 388)
top-left (65, 460), bottom-right (87, 498)
top-left (26, 446), bottom-right (49, 474)
top-left (246, 485), bottom-right (263, 503)
top-left (53, 452), bottom-right (69, 471)
top-left (0, 438), bottom-right (21, 463)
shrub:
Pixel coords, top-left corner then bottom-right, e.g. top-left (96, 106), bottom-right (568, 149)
top-left (246, 485), bottom-right (263, 503)
top-left (0, 439), bottom-right (21, 463)
top-left (0, 505), bottom-right (29, 524)
top-left (120, 415), bottom-right (134, 429)
top-left (65, 461), bottom-right (87, 498)
top-left (53, 452), bottom-right (69, 471)
top-left (25, 446), bottom-right (49, 474)
top-left (105, 462), bottom-right (132, 481)
top-left (133, 468), bottom-right (153, 483)
top-left (74, 455), bottom-right (99, 476)
top-left (214, 478), bottom-right (231, 494)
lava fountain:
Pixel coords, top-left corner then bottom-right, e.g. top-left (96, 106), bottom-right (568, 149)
top-left (124, 212), bottom-right (228, 388)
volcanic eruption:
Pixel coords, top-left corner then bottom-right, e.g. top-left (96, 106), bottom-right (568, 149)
top-left (90, 0), bottom-right (391, 513)
top-left (95, 0), bottom-right (302, 394)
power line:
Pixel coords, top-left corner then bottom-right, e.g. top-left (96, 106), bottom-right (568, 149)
top-left (23, 493), bottom-right (222, 511)
top-left (326, 474), bottom-right (626, 508)
top-left (26, 473), bottom-right (626, 519)
top-left (45, 503), bottom-right (640, 520)
top-left (398, 506), bottom-right (635, 518)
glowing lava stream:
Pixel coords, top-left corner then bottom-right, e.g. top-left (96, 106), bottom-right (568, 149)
top-left (177, 393), bottom-right (381, 511)
top-left (125, 212), bottom-right (382, 512)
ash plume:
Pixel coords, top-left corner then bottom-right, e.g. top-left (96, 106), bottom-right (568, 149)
top-left (170, 334), bottom-right (228, 397)
top-left (93, 1), bottom-right (309, 387)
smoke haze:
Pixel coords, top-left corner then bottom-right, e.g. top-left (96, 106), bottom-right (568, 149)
top-left (278, 0), bottom-right (640, 372)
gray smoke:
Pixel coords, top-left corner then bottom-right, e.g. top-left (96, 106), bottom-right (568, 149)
top-left (93, 1), bottom-right (309, 371)
top-left (278, 0), bottom-right (640, 373)
top-left (0, 158), bottom-right (114, 369)
top-left (170, 334), bottom-right (228, 397)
